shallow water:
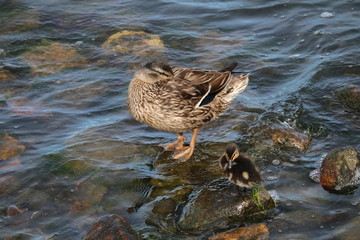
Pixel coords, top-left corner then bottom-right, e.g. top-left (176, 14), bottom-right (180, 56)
top-left (1, 0), bottom-right (360, 239)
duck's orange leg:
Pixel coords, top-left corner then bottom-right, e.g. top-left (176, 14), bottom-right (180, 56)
top-left (172, 128), bottom-right (198, 162)
top-left (161, 133), bottom-right (186, 151)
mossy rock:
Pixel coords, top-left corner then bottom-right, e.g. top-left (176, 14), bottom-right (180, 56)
top-left (41, 153), bottom-right (94, 177)
top-left (177, 178), bottom-right (275, 231)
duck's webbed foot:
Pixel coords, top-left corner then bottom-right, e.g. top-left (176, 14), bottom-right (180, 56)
top-left (172, 146), bottom-right (195, 162)
top-left (171, 128), bottom-right (198, 162)
top-left (161, 133), bottom-right (186, 151)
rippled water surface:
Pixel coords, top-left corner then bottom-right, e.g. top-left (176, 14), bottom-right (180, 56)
top-left (1, 0), bottom-right (360, 239)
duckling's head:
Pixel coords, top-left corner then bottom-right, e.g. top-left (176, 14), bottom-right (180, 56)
top-left (134, 61), bottom-right (174, 83)
top-left (220, 143), bottom-right (240, 170)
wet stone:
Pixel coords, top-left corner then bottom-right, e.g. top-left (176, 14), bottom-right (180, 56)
top-left (329, 215), bottom-right (360, 240)
top-left (209, 223), bottom-right (269, 240)
top-left (21, 41), bottom-right (87, 75)
top-left (320, 147), bottom-right (360, 193)
top-left (1, 8), bottom-right (39, 33)
top-left (0, 69), bottom-right (15, 81)
top-left (267, 124), bottom-right (311, 151)
top-left (6, 205), bottom-right (23, 217)
top-left (177, 178), bottom-right (275, 231)
top-left (102, 30), bottom-right (165, 55)
top-left (83, 214), bottom-right (141, 240)
top-left (338, 86), bottom-right (360, 113)
top-left (73, 181), bottom-right (108, 206)
top-left (0, 134), bottom-right (25, 161)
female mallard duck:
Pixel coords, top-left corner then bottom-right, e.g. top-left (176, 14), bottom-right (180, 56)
top-left (127, 61), bottom-right (249, 162)
top-left (219, 143), bottom-right (262, 191)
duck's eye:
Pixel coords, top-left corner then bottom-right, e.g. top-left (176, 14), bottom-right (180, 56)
top-left (148, 72), bottom-right (159, 79)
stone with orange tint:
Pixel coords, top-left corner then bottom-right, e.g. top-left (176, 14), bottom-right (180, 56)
top-left (209, 224), bottom-right (269, 240)
top-left (320, 147), bottom-right (360, 193)
top-left (0, 134), bottom-right (25, 161)
top-left (83, 214), bottom-right (141, 240)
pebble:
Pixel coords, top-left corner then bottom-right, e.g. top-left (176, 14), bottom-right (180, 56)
top-left (314, 29), bottom-right (325, 35)
top-left (320, 12), bottom-right (335, 18)
top-left (267, 176), bottom-right (279, 181)
top-left (272, 159), bottom-right (281, 166)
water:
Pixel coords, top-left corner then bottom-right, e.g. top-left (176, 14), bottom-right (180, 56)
top-left (1, 0), bottom-right (360, 239)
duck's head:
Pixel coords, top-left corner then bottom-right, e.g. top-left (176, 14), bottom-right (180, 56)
top-left (134, 61), bottom-right (174, 83)
top-left (220, 143), bottom-right (240, 170)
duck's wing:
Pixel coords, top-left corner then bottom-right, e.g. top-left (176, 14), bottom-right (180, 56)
top-left (172, 66), bottom-right (233, 93)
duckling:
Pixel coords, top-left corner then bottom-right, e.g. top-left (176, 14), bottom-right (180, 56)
top-left (219, 143), bottom-right (262, 192)
top-left (127, 61), bottom-right (249, 162)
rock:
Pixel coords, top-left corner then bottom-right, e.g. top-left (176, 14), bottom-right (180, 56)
top-left (338, 86), bottom-right (360, 113)
top-left (2, 8), bottom-right (39, 33)
top-left (320, 147), bottom-right (360, 193)
top-left (0, 69), bottom-right (15, 81)
top-left (72, 181), bottom-right (108, 206)
top-left (177, 178), bottom-right (275, 231)
top-left (6, 205), bottom-right (23, 217)
top-left (8, 97), bottom-right (38, 115)
top-left (0, 176), bottom-right (18, 197)
top-left (267, 123), bottom-right (311, 151)
top-left (82, 214), bottom-right (141, 240)
top-left (328, 215), bottom-right (360, 240)
top-left (21, 41), bottom-right (87, 75)
top-left (16, 189), bottom-right (51, 209)
top-left (102, 30), bottom-right (165, 55)
top-left (209, 223), bottom-right (269, 240)
top-left (53, 81), bottom-right (108, 109)
top-left (0, 134), bottom-right (25, 161)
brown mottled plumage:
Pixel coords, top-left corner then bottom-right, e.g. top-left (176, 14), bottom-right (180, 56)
top-left (127, 61), bottom-right (249, 162)
top-left (219, 143), bottom-right (262, 191)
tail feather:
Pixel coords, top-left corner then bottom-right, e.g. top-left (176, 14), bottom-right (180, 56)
top-left (219, 62), bottom-right (238, 72)
top-left (222, 73), bottom-right (249, 102)
top-left (209, 73), bottom-right (249, 113)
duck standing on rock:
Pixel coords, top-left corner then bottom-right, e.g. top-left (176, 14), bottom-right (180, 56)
top-left (127, 61), bottom-right (249, 162)
top-left (219, 143), bottom-right (262, 191)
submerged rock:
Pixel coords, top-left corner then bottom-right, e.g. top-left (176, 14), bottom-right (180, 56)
top-left (0, 134), bottom-right (25, 161)
top-left (21, 42), bottom-right (87, 75)
top-left (2, 8), bottom-right (39, 33)
top-left (338, 86), bottom-right (360, 113)
top-left (177, 178), bottom-right (275, 231)
top-left (6, 205), bottom-right (24, 217)
top-left (0, 69), bottom-right (15, 81)
top-left (320, 147), bottom-right (360, 193)
top-left (83, 214), bottom-right (141, 240)
top-left (102, 30), bottom-right (165, 55)
top-left (267, 123), bottom-right (311, 151)
top-left (328, 215), bottom-right (360, 240)
top-left (209, 223), bottom-right (269, 240)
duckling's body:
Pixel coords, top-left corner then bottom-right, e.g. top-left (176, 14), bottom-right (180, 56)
top-left (127, 62), bottom-right (249, 162)
top-left (220, 143), bottom-right (262, 191)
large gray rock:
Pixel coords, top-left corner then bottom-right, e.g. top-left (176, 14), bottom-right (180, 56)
top-left (177, 178), bottom-right (275, 231)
